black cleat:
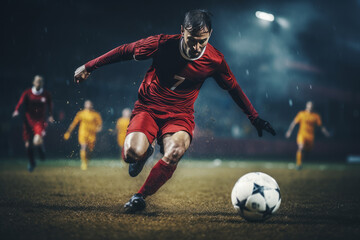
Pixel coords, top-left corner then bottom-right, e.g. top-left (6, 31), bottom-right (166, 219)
top-left (128, 146), bottom-right (154, 177)
top-left (124, 193), bottom-right (146, 213)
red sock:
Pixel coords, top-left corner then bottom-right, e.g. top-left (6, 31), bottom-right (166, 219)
top-left (138, 159), bottom-right (177, 197)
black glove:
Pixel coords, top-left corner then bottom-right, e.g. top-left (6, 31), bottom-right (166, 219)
top-left (252, 117), bottom-right (276, 137)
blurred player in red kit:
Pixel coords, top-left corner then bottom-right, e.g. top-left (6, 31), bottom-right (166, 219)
top-left (12, 75), bottom-right (54, 172)
top-left (74, 10), bottom-right (276, 213)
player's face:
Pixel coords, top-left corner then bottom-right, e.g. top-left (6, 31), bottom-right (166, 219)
top-left (122, 108), bottom-right (131, 118)
top-left (181, 26), bottom-right (212, 58)
top-left (84, 100), bottom-right (93, 110)
top-left (33, 76), bottom-right (44, 89)
top-left (306, 101), bottom-right (313, 112)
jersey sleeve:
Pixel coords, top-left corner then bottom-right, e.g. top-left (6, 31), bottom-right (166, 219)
top-left (85, 35), bottom-right (162, 72)
top-left (213, 58), bottom-right (258, 122)
top-left (294, 112), bottom-right (302, 124)
top-left (67, 112), bottom-right (81, 133)
top-left (96, 113), bottom-right (103, 128)
top-left (116, 119), bottom-right (121, 131)
top-left (14, 90), bottom-right (28, 111)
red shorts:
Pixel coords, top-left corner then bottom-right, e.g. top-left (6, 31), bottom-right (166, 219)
top-left (126, 106), bottom-right (195, 147)
top-left (23, 118), bottom-right (46, 141)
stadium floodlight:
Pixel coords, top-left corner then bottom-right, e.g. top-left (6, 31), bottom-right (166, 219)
top-left (255, 11), bottom-right (275, 22)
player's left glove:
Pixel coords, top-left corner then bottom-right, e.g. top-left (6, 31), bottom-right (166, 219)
top-left (252, 117), bottom-right (276, 137)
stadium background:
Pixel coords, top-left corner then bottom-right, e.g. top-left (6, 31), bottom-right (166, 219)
top-left (0, 0), bottom-right (359, 160)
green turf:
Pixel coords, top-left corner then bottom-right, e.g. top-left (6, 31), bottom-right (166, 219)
top-left (1, 159), bottom-right (359, 240)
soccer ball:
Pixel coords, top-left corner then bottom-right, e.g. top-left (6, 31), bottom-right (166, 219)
top-left (231, 172), bottom-right (281, 221)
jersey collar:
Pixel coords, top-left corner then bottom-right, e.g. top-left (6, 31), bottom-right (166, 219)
top-left (31, 87), bottom-right (44, 95)
top-left (179, 37), bottom-right (206, 61)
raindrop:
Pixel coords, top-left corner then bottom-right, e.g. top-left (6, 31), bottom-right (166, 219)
top-left (309, 84), bottom-right (312, 89)
top-left (44, 27), bottom-right (48, 33)
top-left (296, 86), bottom-right (299, 90)
top-left (246, 69), bottom-right (249, 76)
top-left (265, 92), bottom-right (269, 98)
top-left (289, 99), bottom-right (293, 107)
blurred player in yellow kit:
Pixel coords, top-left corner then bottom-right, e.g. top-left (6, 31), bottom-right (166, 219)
top-left (286, 101), bottom-right (330, 169)
top-left (116, 108), bottom-right (131, 158)
top-left (64, 100), bottom-right (102, 170)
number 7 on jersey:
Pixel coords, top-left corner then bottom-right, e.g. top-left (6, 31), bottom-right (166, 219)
top-left (171, 75), bottom-right (185, 90)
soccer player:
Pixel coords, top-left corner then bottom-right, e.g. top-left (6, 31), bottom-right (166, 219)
top-left (286, 101), bottom-right (330, 169)
top-left (74, 9), bottom-right (276, 212)
top-left (116, 108), bottom-right (131, 158)
top-left (12, 75), bottom-right (54, 172)
top-left (64, 100), bottom-right (102, 170)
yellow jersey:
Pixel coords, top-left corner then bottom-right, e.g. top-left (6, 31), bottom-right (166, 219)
top-left (116, 117), bottom-right (130, 147)
top-left (294, 111), bottom-right (322, 140)
top-left (68, 109), bottom-right (102, 136)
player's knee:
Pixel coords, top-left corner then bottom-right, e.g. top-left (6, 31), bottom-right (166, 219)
top-left (33, 134), bottom-right (43, 146)
top-left (81, 144), bottom-right (87, 151)
top-left (164, 145), bottom-right (185, 165)
top-left (124, 145), bottom-right (147, 163)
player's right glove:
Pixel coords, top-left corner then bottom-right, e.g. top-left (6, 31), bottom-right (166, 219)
top-left (252, 117), bottom-right (276, 137)
top-left (74, 65), bottom-right (90, 83)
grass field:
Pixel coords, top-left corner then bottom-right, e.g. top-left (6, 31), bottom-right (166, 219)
top-left (1, 159), bottom-right (360, 240)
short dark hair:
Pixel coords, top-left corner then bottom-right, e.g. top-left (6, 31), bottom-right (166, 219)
top-left (183, 9), bottom-right (212, 34)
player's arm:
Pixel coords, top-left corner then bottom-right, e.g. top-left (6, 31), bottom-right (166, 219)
top-left (95, 113), bottom-right (103, 133)
top-left (74, 35), bottom-right (162, 83)
top-left (12, 91), bottom-right (27, 117)
top-left (316, 115), bottom-right (330, 137)
top-left (213, 58), bottom-right (276, 137)
top-left (46, 92), bottom-right (55, 123)
top-left (64, 113), bottom-right (80, 140)
top-left (321, 127), bottom-right (330, 137)
top-left (285, 120), bottom-right (297, 138)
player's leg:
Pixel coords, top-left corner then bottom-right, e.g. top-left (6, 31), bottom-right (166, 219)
top-left (80, 143), bottom-right (88, 170)
top-left (125, 132), bottom-right (154, 177)
top-left (33, 134), bottom-right (46, 161)
top-left (33, 122), bottom-right (47, 161)
top-left (86, 139), bottom-right (96, 168)
top-left (138, 131), bottom-right (191, 196)
top-left (78, 132), bottom-right (89, 170)
top-left (123, 111), bottom-right (158, 177)
top-left (23, 123), bottom-right (36, 172)
top-left (123, 132), bottom-right (150, 163)
top-left (296, 135), bottom-right (305, 170)
top-left (296, 143), bottom-right (304, 170)
top-left (302, 140), bottom-right (313, 164)
top-left (25, 140), bottom-right (36, 172)
top-left (124, 131), bottom-right (191, 213)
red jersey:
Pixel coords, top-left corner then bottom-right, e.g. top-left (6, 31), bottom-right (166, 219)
top-left (15, 87), bottom-right (53, 121)
top-left (85, 34), bottom-right (258, 121)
